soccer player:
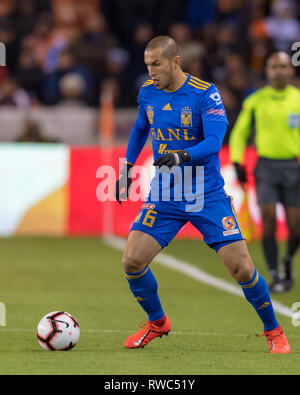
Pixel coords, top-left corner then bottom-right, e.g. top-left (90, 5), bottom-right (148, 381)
top-left (115, 36), bottom-right (290, 353)
top-left (229, 52), bottom-right (300, 293)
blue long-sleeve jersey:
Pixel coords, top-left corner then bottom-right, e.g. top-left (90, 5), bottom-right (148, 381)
top-left (126, 74), bottom-right (228, 201)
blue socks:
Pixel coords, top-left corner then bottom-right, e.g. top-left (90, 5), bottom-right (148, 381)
top-left (126, 265), bottom-right (278, 332)
top-left (239, 269), bottom-right (279, 331)
top-left (125, 266), bottom-right (165, 322)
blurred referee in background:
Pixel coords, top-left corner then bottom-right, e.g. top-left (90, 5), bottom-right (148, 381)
top-left (229, 51), bottom-right (300, 293)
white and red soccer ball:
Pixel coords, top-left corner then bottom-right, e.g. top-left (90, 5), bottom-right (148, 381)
top-left (37, 311), bottom-right (80, 351)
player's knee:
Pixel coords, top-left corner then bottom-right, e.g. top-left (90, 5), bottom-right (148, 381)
top-left (234, 265), bottom-right (254, 283)
top-left (230, 253), bottom-right (254, 283)
top-left (122, 252), bottom-right (146, 274)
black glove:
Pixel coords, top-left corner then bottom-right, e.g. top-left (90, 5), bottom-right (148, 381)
top-left (115, 162), bottom-right (133, 204)
top-left (153, 150), bottom-right (191, 168)
top-left (233, 162), bottom-right (247, 184)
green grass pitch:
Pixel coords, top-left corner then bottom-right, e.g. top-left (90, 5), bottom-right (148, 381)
top-left (0, 236), bottom-right (300, 375)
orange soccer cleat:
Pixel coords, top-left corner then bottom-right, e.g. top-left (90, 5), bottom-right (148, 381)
top-left (124, 316), bottom-right (171, 349)
top-left (263, 325), bottom-right (291, 354)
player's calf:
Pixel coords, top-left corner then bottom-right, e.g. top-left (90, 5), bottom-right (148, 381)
top-left (122, 231), bottom-right (166, 328)
top-left (218, 240), bottom-right (282, 334)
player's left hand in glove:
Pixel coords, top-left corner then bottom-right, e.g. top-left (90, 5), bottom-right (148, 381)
top-left (115, 162), bottom-right (133, 204)
top-left (153, 150), bottom-right (191, 168)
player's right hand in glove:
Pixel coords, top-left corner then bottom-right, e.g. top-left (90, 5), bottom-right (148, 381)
top-left (153, 150), bottom-right (191, 168)
top-left (233, 162), bottom-right (247, 184)
top-left (115, 162), bottom-right (133, 204)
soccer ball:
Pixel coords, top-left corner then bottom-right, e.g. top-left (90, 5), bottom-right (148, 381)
top-left (37, 311), bottom-right (80, 351)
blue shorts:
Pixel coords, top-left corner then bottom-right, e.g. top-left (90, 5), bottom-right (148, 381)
top-left (131, 191), bottom-right (245, 252)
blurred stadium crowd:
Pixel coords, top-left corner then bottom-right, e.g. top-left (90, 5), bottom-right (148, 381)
top-left (0, 0), bottom-right (300, 141)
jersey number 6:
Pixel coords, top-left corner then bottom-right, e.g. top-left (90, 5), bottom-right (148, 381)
top-left (142, 209), bottom-right (158, 228)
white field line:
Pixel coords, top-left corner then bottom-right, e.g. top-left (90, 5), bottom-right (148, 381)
top-left (1, 328), bottom-right (300, 338)
top-left (103, 236), bottom-right (294, 320)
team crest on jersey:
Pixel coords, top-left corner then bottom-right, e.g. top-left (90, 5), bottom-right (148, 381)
top-left (181, 107), bottom-right (192, 127)
top-left (147, 105), bottom-right (154, 124)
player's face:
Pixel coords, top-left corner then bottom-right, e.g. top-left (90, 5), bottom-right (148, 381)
top-left (144, 47), bottom-right (177, 90)
top-left (266, 53), bottom-right (294, 89)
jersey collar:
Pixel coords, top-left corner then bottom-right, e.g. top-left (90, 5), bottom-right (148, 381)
top-left (268, 85), bottom-right (291, 97)
top-left (163, 73), bottom-right (190, 93)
